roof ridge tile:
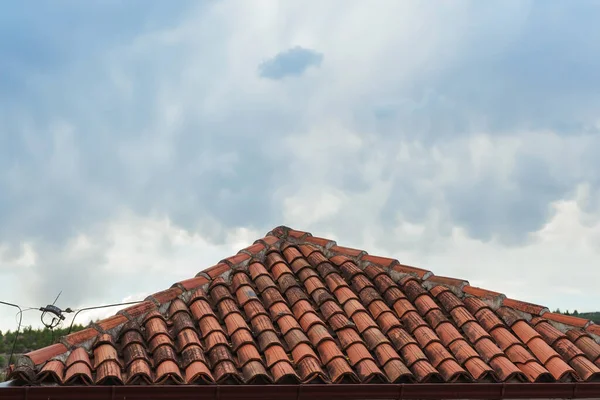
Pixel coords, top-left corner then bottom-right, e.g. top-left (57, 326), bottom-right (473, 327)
top-left (503, 299), bottom-right (549, 316)
top-left (544, 312), bottom-right (592, 329)
top-left (422, 276), bottom-right (470, 296)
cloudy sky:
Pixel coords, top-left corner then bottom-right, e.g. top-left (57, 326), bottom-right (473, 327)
top-left (1, 0), bottom-right (600, 332)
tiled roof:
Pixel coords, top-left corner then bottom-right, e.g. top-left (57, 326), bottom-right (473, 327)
top-left (6, 226), bottom-right (600, 386)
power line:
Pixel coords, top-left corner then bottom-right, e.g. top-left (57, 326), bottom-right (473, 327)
top-left (66, 300), bottom-right (143, 334)
top-left (0, 300), bottom-right (36, 366)
top-left (1, 297), bottom-right (145, 366)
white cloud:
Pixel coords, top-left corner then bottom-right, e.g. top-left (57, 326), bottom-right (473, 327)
top-left (2, 0), bottom-right (600, 333)
top-left (0, 213), bottom-right (259, 331)
top-left (356, 191), bottom-right (600, 314)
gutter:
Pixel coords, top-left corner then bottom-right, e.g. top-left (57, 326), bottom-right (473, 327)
top-left (1, 383), bottom-right (600, 400)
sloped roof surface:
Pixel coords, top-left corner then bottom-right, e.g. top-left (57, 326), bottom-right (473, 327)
top-left (7, 226), bottom-right (600, 386)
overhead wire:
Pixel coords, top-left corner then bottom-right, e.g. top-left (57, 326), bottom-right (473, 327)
top-left (66, 300), bottom-right (143, 334)
top-left (0, 300), bottom-right (37, 366)
top-left (1, 297), bottom-right (144, 368)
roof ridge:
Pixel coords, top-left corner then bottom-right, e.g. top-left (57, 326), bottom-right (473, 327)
top-left (10, 225), bottom-right (600, 379)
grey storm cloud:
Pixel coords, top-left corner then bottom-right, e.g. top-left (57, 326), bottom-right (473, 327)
top-left (2, 0), bottom-right (600, 313)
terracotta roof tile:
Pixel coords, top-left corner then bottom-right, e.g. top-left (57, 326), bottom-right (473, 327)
top-left (96, 314), bottom-right (128, 332)
top-left (25, 343), bottom-right (68, 366)
top-left (238, 241), bottom-right (266, 256)
top-left (37, 360), bottom-right (65, 383)
top-left (64, 327), bottom-right (101, 347)
top-left (544, 312), bottom-right (591, 328)
top-left (126, 359), bottom-right (153, 384)
top-left (9, 226), bottom-right (600, 387)
top-left (92, 343), bottom-right (120, 369)
top-left (185, 360), bottom-right (213, 384)
top-left (95, 360), bottom-right (123, 385)
top-left (463, 285), bottom-right (505, 299)
top-left (517, 361), bottom-right (553, 382)
top-left (587, 324), bottom-right (600, 337)
top-left (147, 287), bottom-right (182, 304)
top-left (221, 253), bottom-right (251, 268)
top-left (431, 285), bottom-right (530, 382)
top-left (66, 347), bottom-right (92, 369)
top-left (118, 300), bottom-right (157, 319)
top-left (63, 361), bottom-right (93, 385)
top-left (424, 275), bottom-right (469, 290)
top-left (330, 245), bottom-right (366, 258)
top-left (503, 298), bottom-right (549, 316)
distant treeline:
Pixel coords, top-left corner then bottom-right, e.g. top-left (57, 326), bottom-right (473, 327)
top-left (0, 324), bottom-right (86, 371)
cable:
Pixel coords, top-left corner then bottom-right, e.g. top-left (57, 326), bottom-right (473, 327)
top-left (1, 300), bottom-right (38, 312)
top-left (66, 300), bottom-right (143, 334)
top-left (1, 297), bottom-right (144, 365)
top-left (50, 320), bottom-right (63, 344)
top-left (14, 307), bottom-right (38, 325)
top-left (0, 300), bottom-right (35, 366)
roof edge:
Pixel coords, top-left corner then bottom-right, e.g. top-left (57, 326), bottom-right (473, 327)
top-left (1, 383), bottom-right (600, 399)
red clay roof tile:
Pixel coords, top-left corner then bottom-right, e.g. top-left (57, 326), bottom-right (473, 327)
top-left (462, 296), bottom-right (490, 315)
top-left (66, 347), bottom-right (92, 369)
top-left (544, 312), bottom-right (591, 328)
top-left (362, 255), bottom-right (399, 270)
top-left (63, 361), bottom-right (93, 385)
top-left (204, 263), bottom-right (231, 279)
top-left (118, 300), bottom-right (157, 319)
top-left (475, 308), bottom-right (504, 332)
top-left (25, 343), bottom-right (68, 365)
top-left (184, 360), bottom-right (213, 384)
top-left (518, 361), bottom-right (553, 382)
top-left (490, 327), bottom-right (522, 351)
top-left (392, 264), bottom-right (432, 279)
top-left (330, 245), bottom-right (366, 258)
top-left (92, 344), bottom-right (120, 369)
top-left (238, 242), bottom-right (266, 256)
top-left (463, 285), bottom-right (505, 299)
top-left (95, 314), bottom-right (128, 333)
top-left (221, 253), bottom-right (251, 268)
top-left (425, 275), bottom-right (469, 290)
top-left (95, 360), bottom-right (122, 385)
top-left (588, 325), bottom-right (600, 337)
top-left (126, 359), bottom-right (152, 385)
top-left (304, 236), bottom-right (335, 248)
top-left (37, 360), bottom-right (65, 383)
top-left (503, 298), bottom-right (548, 316)
top-left (64, 327), bottom-right (101, 347)
top-left (148, 287), bottom-right (183, 304)
top-left (175, 276), bottom-right (210, 291)
top-left (9, 226), bottom-right (600, 387)
top-left (489, 356), bottom-right (527, 382)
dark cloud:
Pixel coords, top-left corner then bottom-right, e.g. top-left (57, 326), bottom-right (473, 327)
top-left (258, 47), bottom-right (323, 80)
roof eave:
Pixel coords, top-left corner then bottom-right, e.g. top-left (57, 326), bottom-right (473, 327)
top-left (1, 383), bottom-right (600, 400)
